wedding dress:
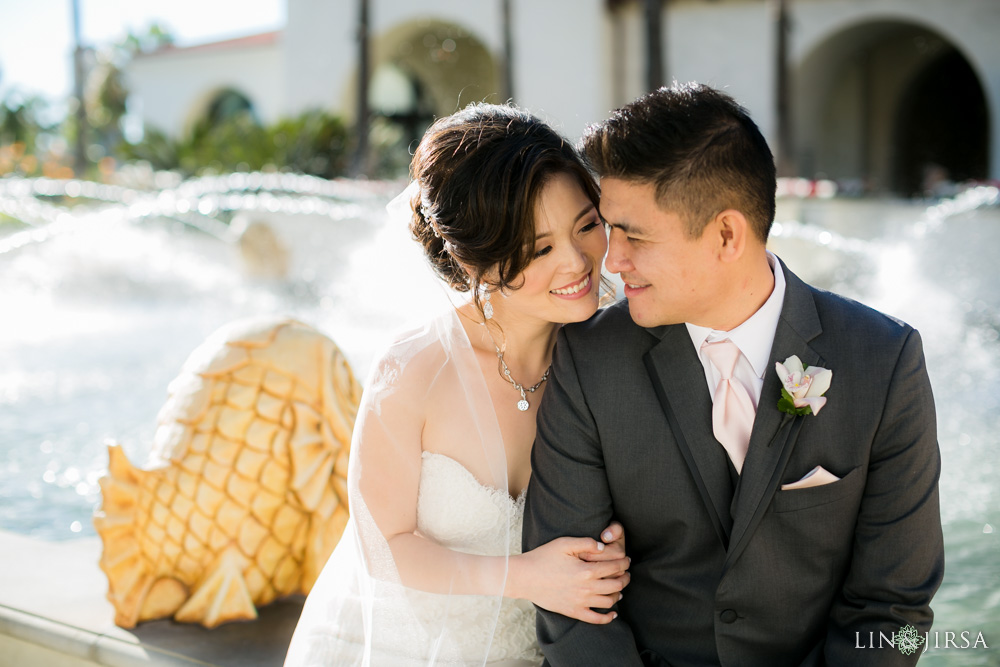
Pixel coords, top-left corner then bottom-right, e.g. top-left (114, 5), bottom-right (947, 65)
top-left (284, 306), bottom-right (542, 666)
top-left (411, 451), bottom-right (539, 664)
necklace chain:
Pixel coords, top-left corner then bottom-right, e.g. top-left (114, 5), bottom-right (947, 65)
top-left (482, 324), bottom-right (551, 412)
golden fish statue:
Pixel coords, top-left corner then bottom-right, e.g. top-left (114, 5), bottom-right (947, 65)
top-left (93, 318), bottom-right (361, 628)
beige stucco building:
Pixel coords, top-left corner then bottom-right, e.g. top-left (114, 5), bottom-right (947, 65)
top-left (126, 0), bottom-right (999, 193)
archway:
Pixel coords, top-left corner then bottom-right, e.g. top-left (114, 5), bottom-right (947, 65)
top-left (183, 87), bottom-right (259, 137)
top-left (205, 89), bottom-right (258, 127)
top-left (360, 19), bottom-right (500, 175)
top-left (794, 20), bottom-right (990, 195)
top-left (893, 48), bottom-right (989, 195)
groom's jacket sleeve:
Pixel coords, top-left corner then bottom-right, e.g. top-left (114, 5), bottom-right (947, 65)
top-left (523, 327), bottom-right (645, 666)
top-left (818, 328), bottom-right (944, 666)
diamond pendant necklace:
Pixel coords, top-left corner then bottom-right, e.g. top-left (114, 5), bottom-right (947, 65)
top-left (483, 324), bottom-right (551, 411)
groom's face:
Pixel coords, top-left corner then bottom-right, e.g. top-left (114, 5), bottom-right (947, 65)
top-left (601, 178), bottom-right (720, 328)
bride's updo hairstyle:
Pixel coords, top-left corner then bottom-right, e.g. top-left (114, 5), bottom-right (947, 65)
top-left (409, 103), bottom-right (599, 317)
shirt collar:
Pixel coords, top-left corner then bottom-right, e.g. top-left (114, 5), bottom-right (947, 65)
top-left (686, 252), bottom-right (786, 379)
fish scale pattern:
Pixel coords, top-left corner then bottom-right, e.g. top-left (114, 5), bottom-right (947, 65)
top-left (94, 318), bottom-right (361, 628)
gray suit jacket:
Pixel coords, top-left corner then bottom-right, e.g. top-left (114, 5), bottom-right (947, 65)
top-left (523, 261), bottom-right (944, 666)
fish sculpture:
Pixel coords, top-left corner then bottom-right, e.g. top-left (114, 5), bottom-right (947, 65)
top-left (93, 318), bottom-right (361, 628)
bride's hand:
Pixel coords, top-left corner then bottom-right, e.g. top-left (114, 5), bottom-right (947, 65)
top-left (580, 521), bottom-right (626, 563)
top-left (511, 536), bottom-right (630, 624)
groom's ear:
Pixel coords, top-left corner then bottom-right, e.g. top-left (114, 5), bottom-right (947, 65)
top-left (713, 209), bottom-right (750, 263)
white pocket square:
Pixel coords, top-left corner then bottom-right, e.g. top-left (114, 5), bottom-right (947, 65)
top-left (781, 465), bottom-right (840, 490)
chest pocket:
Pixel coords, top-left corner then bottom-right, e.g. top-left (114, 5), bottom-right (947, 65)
top-left (770, 465), bottom-right (864, 513)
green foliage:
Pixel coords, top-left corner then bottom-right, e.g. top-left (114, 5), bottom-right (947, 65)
top-left (367, 116), bottom-right (416, 178)
top-left (117, 22), bottom-right (175, 58)
top-left (86, 60), bottom-right (129, 142)
top-left (270, 110), bottom-right (350, 177)
top-left (777, 387), bottom-right (813, 417)
top-left (121, 109), bottom-right (350, 178)
top-left (120, 125), bottom-right (178, 172)
top-left (0, 22), bottom-right (176, 179)
top-left (0, 94), bottom-right (53, 154)
top-left (84, 23), bottom-right (176, 157)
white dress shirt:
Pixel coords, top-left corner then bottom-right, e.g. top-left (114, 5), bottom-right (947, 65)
top-left (686, 252), bottom-right (786, 409)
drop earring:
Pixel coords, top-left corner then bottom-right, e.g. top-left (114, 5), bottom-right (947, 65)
top-left (482, 286), bottom-right (494, 320)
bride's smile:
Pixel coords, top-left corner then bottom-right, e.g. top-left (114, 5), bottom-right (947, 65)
top-left (550, 273), bottom-right (591, 297)
top-left (490, 171), bottom-right (608, 327)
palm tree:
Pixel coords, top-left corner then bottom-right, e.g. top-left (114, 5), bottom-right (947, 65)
top-left (351, 0), bottom-right (371, 177)
top-left (644, 0), bottom-right (664, 91)
top-left (501, 0), bottom-right (515, 101)
top-left (773, 0), bottom-right (794, 175)
top-left (86, 56), bottom-right (129, 153)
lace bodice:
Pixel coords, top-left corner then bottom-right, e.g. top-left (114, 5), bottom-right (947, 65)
top-left (413, 452), bottom-right (541, 665)
top-left (417, 452), bottom-right (526, 553)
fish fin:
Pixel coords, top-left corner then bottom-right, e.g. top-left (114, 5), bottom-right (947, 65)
top-left (93, 443), bottom-right (152, 628)
top-left (175, 547), bottom-right (257, 628)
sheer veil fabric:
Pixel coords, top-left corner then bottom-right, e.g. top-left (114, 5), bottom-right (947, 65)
top-left (284, 186), bottom-right (520, 666)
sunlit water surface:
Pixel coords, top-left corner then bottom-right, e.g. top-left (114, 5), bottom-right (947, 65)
top-left (0, 175), bottom-right (997, 664)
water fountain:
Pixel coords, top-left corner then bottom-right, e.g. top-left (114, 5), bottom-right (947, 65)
top-left (0, 173), bottom-right (997, 664)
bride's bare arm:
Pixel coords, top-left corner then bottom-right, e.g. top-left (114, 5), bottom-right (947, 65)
top-left (386, 527), bottom-right (629, 625)
top-left (355, 346), bottom-right (629, 623)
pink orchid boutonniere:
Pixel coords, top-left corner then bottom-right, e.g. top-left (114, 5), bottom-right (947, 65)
top-left (776, 355), bottom-right (832, 417)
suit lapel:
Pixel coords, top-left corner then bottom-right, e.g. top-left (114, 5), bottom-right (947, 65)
top-left (724, 264), bottom-right (825, 572)
top-left (644, 324), bottom-right (734, 547)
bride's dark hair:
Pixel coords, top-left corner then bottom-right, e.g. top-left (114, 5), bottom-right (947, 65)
top-left (409, 103), bottom-right (600, 318)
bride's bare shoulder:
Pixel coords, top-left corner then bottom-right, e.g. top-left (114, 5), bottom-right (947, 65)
top-left (363, 317), bottom-right (453, 402)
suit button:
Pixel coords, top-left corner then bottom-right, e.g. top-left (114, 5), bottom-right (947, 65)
top-left (720, 609), bottom-right (738, 624)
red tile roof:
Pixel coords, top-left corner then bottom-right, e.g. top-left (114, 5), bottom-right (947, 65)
top-left (136, 30), bottom-right (281, 58)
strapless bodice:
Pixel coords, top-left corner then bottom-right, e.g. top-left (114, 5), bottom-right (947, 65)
top-left (412, 451), bottom-right (540, 665)
top-left (417, 451), bottom-right (527, 555)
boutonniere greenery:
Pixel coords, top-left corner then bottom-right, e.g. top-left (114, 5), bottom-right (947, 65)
top-left (776, 355), bottom-right (832, 417)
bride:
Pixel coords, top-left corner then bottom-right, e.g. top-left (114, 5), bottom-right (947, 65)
top-left (284, 103), bottom-right (629, 666)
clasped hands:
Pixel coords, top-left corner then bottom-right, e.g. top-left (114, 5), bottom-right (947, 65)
top-left (513, 521), bottom-right (630, 624)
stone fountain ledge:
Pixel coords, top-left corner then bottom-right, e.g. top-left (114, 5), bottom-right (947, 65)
top-left (0, 530), bottom-right (303, 667)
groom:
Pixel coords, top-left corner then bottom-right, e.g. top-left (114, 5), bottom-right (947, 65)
top-left (523, 83), bottom-right (944, 666)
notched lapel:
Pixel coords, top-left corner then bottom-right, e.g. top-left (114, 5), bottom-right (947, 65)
top-left (643, 325), bottom-right (734, 546)
top-left (725, 266), bottom-right (825, 571)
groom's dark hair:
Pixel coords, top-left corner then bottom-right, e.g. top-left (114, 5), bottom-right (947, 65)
top-left (582, 82), bottom-right (776, 242)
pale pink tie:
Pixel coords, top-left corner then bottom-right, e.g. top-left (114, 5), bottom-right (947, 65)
top-left (701, 339), bottom-right (755, 473)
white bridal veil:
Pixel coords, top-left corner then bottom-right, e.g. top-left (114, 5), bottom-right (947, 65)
top-left (284, 186), bottom-right (514, 665)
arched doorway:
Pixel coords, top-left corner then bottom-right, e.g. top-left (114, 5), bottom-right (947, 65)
top-left (184, 88), bottom-right (259, 137)
top-left (893, 48), bottom-right (989, 195)
top-left (794, 21), bottom-right (990, 196)
top-left (370, 63), bottom-right (436, 147)
top-left (205, 89), bottom-right (258, 127)
top-left (363, 19), bottom-right (500, 175)
top-left (368, 62), bottom-right (437, 174)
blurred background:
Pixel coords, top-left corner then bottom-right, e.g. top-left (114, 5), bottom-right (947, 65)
top-left (0, 1), bottom-right (998, 665)
top-left (3, 0), bottom-right (997, 188)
